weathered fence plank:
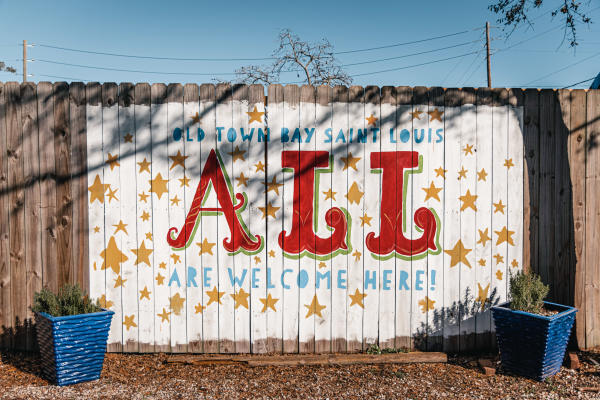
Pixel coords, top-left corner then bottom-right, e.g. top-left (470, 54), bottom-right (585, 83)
top-left (21, 82), bottom-right (42, 350)
top-left (0, 82), bottom-right (12, 349)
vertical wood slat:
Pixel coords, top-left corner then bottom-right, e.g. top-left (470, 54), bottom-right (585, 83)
top-left (538, 89), bottom-right (555, 298)
top-left (0, 82), bottom-right (12, 349)
top-left (554, 90), bottom-right (572, 306)
top-left (54, 82), bottom-right (73, 288)
top-left (585, 89), bottom-right (600, 348)
top-left (70, 82), bottom-right (89, 292)
top-left (21, 82), bottom-right (42, 351)
top-left (38, 83), bottom-right (58, 295)
top-left (522, 89), bottom-right (540, 274)
top-left (6, 82), bottom-right (26, 350)
top-left (570, 89), bottom-right (587, 349)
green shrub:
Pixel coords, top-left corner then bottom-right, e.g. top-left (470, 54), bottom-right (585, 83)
top-left (509, 271), bottom-right (549, 314)
top-left (32, 284), bottom-right (102, 317)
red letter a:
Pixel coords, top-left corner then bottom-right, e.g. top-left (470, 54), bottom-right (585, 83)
top-left (167, 149), bottom-right (261, 253)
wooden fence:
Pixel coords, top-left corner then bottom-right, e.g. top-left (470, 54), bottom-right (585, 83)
top-left (0, 82), bottom-right (598, 353)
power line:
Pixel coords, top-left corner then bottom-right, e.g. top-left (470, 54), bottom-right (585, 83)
top-left (334, 28), bottom-right (482, 54)
top-left (29, 27), bottom-right (484, 62)
top-left (341, 39), bottom-right (482, 67)
top-left (561, 77), bottom-right (595, 88)
top-left (524, 51), bottom-right (600, 85)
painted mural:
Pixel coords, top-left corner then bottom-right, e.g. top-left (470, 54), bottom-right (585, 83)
top-left (86, 85), bottom-right (524, 352)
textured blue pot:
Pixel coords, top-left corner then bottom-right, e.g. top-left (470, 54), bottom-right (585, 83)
top-left (34, 309), bottom-right (114, 386)
top-left (491, 301), bottom-right (576, 381)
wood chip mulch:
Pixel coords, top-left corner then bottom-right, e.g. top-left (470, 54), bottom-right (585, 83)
top-left (1, 350), bottom-right (599, 399)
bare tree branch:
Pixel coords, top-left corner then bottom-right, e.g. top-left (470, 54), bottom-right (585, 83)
top-left (489, 0), bottom-right (593, 47)
top-left (0, 62), bottom-right (17, 74)
top-left (236, 29), bottom-right (352, 86)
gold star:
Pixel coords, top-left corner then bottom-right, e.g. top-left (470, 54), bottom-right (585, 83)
top-left (140, 211), bottom-right (150, 221)
top-left (349, 289), bottom-right (367, 308)
top-left (268, 250), bottom-right (276, 258)
top-left (195, 302), bottom-right (205, 314)
top-left (418, 296), bottom-right (435, 313)
top-left (131, 240), bottom-right (153, 267)
top-left (88, 175), bottom-right (108, 203)
top-left (411, 109), bottom-right (423, 120)
top-left (139, 192), bottom-right (149, 203)
top-left (137, 158), bottom-right (151, 174)
top-left (123, 133), bottom-right (133, 143)
top-left (106, 186), bottom-right (119, 203)
top-left (264, 176), bottom-right (284, 195)
top-left (171, 253), bottom-right (181, 264)
top-left (229, 145), bottom-right (246, 162)
top-left (260, 293), bottom-right (279, 312)
top-left (94, 226), bottom-right (100, 233)
top-left (254, 256), bottom-right (261, 264)
top-left (352, 250), bottom-right (361, 261)
top-left (304, 295), bottom-right (326, 319)
top-left (139, 286), bottom-right (151, 300)
top-left (504, 158), bottom-right (514, 169)
top-left (206, 286), bottom-right (225, 306)
top-left (341, 152), bottom-right (361, 171)
top-left (323, 188), bottom-right (337, 201)
top-left (149, 172), bottom-right (169, 199)
top-left (145, 232), bottom-right (153, 241)
top-left (106, 153), bottom-right (120, 171)
top-left (463, 143), bottom-right (474, 156)
top-left (247, 106), bottom-right (265, 123)
top-left (496, 270), bottom-right (503, 280)
top-left (477, 168), bottom-right (488, 181)
top-left (98, 294), bottom-right (113, 309)
top-left (444, 239), bottom-right (472, 268)
top-left (123, 314), bottom-right (137, 331)
top-left (319, 261), bottom-right (327, 269)
top-left (427, 108), bottom-right (444, 122)
top-left (191, 112), bottom-right (200, 125)
top-left (495, 226), bottom-right (515, 246)
top-left (366, 113), bottom-right (378, 127)
top-left (100, 236), bottom-right (128, 275)
top-left (159, 262), bottom-right (166, 269)
top-left (422, 181), bottom-right (442, 202)
top-left (434, 167), bottom-right (447, 178)
top-left (459, 189), bottom-right (478, 212)
top-left (493, 200), bottom-right (506, 214)
top-left (511, 259), bottom-right (519, 268)
top-left (171, 195), bottom-right (181, 206)
top-left (477, 228), bottom-right (491, 247)
top-left (458, 166), bottom-right (467, 180)
top-left (169, 293), bottom-right (185, 315)
top-left (236, 173), bottom-right (249, 187)
top-left (494, 253), bottom-right (504, 264)
top-left (258, 202), bottom-right (280, 219)
top-left (346, 181), bottom-right (364, 205)
top-left (478, 258), bottom-right (487, 266)
top-left (476, 283), bottom-right (490, 311)
top-left (169, 150), bottom-right (189, 170)
top-left (196, 238), bottom-right (216, 256)
top-left (157, 308), bottom-right (170, 323)
top-left (255, 161), bottom-right (265, 172)
top-left (156, 273), bottom-right (165, 285)
top-left (179, 176), bottom-right (190, 187)
top-left (360, 213), bottom-right (372, 227)
top-left (114, 275), bottom-right (126, 288)
top-left (230, 288), bottom-right (250, 310)
top-left (113, 220), bottom-right (128, 235)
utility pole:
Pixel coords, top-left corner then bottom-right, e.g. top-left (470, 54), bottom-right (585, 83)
top-left (485, 22), bottom-right (492, 88)
top-left (22, 40), bottom-right (27, 82)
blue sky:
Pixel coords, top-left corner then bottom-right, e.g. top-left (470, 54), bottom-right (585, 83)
top-left (0, 0), bottom-right (599, 88)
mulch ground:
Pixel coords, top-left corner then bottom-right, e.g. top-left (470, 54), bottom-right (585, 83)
top-left (0, 350), bottom-right (599, 399)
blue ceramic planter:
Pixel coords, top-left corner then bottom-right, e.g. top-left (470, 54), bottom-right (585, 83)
top-left (491, 301), bottom-right (576, 381)
top-left (34, 309), bottom-right (114, 386)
